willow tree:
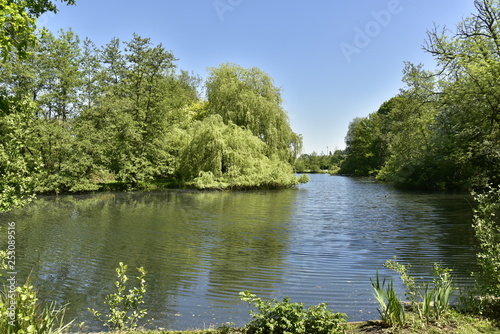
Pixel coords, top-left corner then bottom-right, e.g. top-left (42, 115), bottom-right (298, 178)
top-left (206, 63), bottom-right (302, 164)
top-left (178, 115), bottom-right (304, 189)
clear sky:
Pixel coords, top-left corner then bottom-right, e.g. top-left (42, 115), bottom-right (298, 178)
top-left (39, 0), bottom-right (477, 154)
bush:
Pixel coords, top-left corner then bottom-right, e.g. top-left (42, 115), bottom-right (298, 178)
top-left (89, 262), bottom-right (148, 331)
top-left (239, 291), bottom-right (347, 334)
top-left (471, 185), bottom-right (500, 297)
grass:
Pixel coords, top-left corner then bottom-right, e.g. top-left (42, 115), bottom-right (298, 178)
top-left (345, 309), bottom-right (500, 333)
top-left (72, 309), bottom-right (500, 334)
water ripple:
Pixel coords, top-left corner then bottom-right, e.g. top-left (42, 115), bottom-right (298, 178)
top-left (0, 174), bottom-right (478, 331)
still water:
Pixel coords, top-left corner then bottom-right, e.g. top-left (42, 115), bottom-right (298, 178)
top-left (1, 174), bottom-right (478, 331)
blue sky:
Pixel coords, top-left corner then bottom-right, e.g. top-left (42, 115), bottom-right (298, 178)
top-left (40, 0), bottom-right (477, 154)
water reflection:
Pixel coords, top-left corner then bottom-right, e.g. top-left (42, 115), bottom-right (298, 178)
top-left (1, 190), bottom-right (299, 330)
top-left (0, 175), bottom-right (478, 330)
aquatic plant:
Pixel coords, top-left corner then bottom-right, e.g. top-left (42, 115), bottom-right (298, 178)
top-left (370, 270), bottom-right (406, 327)
top-left (384, 259), bottom-right (454, 323)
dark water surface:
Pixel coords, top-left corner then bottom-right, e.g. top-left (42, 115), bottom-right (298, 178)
top-left (0, 174), bottom-right (478, 331)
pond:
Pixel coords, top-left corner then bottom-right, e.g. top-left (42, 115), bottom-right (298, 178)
top-left (0, 174), bottom-right (479, 331)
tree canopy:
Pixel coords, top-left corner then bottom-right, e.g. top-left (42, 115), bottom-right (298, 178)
top-left (0, 29), bottom-right (305, 209)
top-left (339, 0), bottom-right (500, 190)
top-left (206, 63), bottom-right (302, 164)
top-left (0, 0), bottom-right (75, 59)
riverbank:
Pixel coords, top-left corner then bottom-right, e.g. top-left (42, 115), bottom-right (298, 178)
top-left (33, 174), bottom-right (310, 195)
top-left (73, 308), bottom-right (500, 334)
top-left (76, 314), bottom-right (500, 334)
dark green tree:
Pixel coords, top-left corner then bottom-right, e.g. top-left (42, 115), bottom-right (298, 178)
top-left (416, 0), bottom-right (500, 188)
top-left (79, 35), bottom-right (197, 185)
top-left (339, 97), bottom-right (394, 177)
top-left (376, 65), bottom-right (442, 188)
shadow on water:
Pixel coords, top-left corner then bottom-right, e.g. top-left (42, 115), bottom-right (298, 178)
top-left (0, 174), bottom-right (479, 330)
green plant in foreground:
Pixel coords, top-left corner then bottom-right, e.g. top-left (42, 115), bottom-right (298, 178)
top-left (384, 259), bottom-right (417, 305)
top-left (383, 259), bottom-right (454, 323)
top-left (431, 263), bottom-right (453, 320)
top-left (217, 322), bottom-right (236, 334)
top-left (0, 282), bottom-right (73, 334)
top-left (89, 262), bottom-right (148, 331)
top-left (370, 270), bottom-right (406, 327)
top-left (471, 185), bottom-right (500, 297)
top-left (239, 291), bottom-right (347, 334)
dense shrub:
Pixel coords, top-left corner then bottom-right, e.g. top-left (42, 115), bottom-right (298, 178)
top-left (239, 291), bottom-right (347, 334)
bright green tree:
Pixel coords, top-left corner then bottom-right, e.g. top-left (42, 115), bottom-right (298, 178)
top-left (36, 29), bottom-right (81, 120)
top-left (206, 63), bottom-right (302, 164)
top-left (179, 115), bottom-right (304, 189)
top-left (0, 0), bottom-right (75, 59)
top-left (79, 37), bottom-right (102, 110)
top-left (0, 1), bottom-right (75, 210)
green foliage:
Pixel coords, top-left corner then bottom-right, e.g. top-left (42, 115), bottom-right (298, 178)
top-left (206, 63), bottom-right (302, 164)
top-left (0, 282), bottom-right (73, 334)
top-left (0, 29), bottom-right (304, 194)
top-left (431, 264), bottom-right (453, 320)
top-left (384, 259), bottom-right (454, 323)
top-left (370, 270), bottom-right (406, 327)
top-left (89, 262), bottom-right (148, 331)
top-left (341, 1), bottom-right (500, 190)
top-left (295, 151), bottom-right (344, 174)
top-left (0, 0), bottom-right (75, 59)
top-left (339, 110), bottom-right (389, 177)
top-left (217, 322), bottom-right (237, 334)
top-left (89, 262), bottom-right (147, 330)
top-left (239, 291), bottom-right (347, 334)
top-left (471, 185), bottom-right (500, 296)
top-left (0, 97), bottom-right (39, 211)
top-left (179, 115), bottom-right (304, 189)
top-left (384, 259), bottom-right (417, 304)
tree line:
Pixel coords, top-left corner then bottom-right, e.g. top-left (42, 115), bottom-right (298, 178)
top-left (0, 28), bottom-right (306, 202)
top-left (338, 0), bottom-right (500, 191)
top-left (294, 151), bottom-right (345, 173)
